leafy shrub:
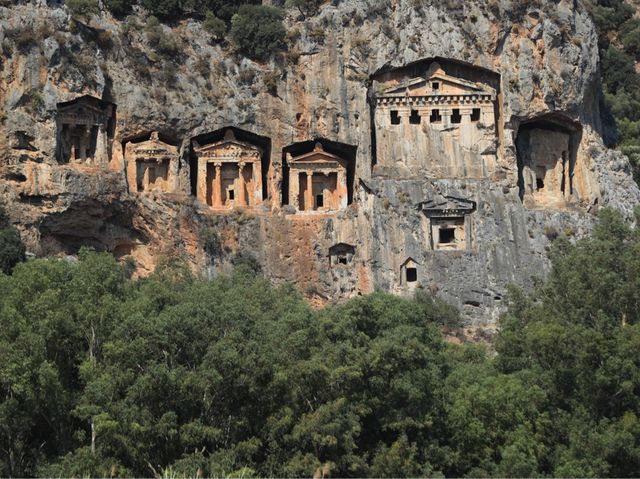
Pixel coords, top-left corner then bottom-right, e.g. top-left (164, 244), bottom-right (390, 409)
top-left (103, 0), bottom-right (133, 18)
top-left (203, 11), bottom-right (226, 40)
top-left (230, 5), bottom-right (286, 61)
top-left (144, 16), bottom-right (180, 59)
top-left (65, 0), bottom-right (99, 20)
top-left (0, 208), bottom-right (25, 274)
top-left (139, 0), bottom-right (180, 22)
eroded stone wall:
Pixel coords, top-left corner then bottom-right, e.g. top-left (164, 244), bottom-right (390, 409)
top-left (1, 0), bottom-right (640, 328)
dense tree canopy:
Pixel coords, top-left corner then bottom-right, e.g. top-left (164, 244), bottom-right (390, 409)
top-left (1, 209), bottom-right (640, 477)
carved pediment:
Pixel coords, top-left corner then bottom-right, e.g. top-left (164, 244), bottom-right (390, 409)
top-left (382, 63), bottom-right (494, 98)
top-left (132, 133), bottom-right (178, 159)
top-left (418, 196), bottom-right (476, 217)
top-left (401, 257), bottom-right (419, 267)
top-left (57, 95), bottom-right (114, 125)
top-left (194, 130), bottom-right (261, 160)
top-left (195, 140), bottom-right (261, 159)
top-left (288, 143), bottom-right (348, 170)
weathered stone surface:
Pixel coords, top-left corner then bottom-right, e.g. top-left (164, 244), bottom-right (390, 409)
top-left (1, 0), bottom-right (639, 328)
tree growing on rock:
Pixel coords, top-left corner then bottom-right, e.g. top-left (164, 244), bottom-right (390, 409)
top-left (230, 5), bottom-right (286, 61)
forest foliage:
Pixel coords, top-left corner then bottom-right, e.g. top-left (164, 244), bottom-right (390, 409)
top-left (63, 0), bottom-right (316, 60)
top-left (588, 0), bottom-right (640, 181)
top-left (0, 209), bottom-right (25, 274)
top-left (1, 209), bottom-right (640, 477)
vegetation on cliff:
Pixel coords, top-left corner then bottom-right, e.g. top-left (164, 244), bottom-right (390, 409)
top-left (0, 208), bottom-right (25, 274)
top-left (588, 0), bottom-right (640, 181)
top-left (65, 0), bottom-right (293, 60)
top-left (0, 210), bottom-right (639, 477)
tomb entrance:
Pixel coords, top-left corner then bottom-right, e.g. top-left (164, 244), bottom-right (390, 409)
top-left (329, 243), bottom-right (356, 267)
top-left (516, 113), bottom-right (584, 209)
top-left (56, 95), bottom-right (116, 167)
top-left (419, 196), bottom-right (476, 251)
top-left (124, 132), bottom-right (178, 194)
top-left (400, 258), bottom-right (419, 287)
top-left (193, 130), bottom-right (263, 210)
top-left (372, 59), bottom-right (499, 178)
top-left (286, 143), bottom-right (349, 213)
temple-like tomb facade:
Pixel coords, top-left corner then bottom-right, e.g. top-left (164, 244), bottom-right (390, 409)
top-left (419, 196), bottom-right (476, 251)
top-left (286, 143), bottom-right (348, 212)
top-left (56, 95), bottom-right (115, 167)
top-left (193, 130), bottom-right (263, 209)
top-left (374, 62), bottom-right (497, 178)
top-left (519, 128), bottom-right (572, 207)
top-left (125, 132), bottom-right (178, 194)
top-left (514, 111), bottom-right (596, 210)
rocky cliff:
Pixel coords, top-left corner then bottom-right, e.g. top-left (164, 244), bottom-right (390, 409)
top-left (2, 0), bottom-right (639, 331)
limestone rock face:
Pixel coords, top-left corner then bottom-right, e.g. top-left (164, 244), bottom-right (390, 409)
top-left (1, 0), bottom-right (639, 328)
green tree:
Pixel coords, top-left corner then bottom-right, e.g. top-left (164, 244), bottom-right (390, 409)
top-left (230, 5), bottom-right (286, 61)
top-left (65, 0), bottom-right (100, 20)
top-left (285, 0), bottom-right (322, 19)
top-left (139, 0), bottom-right (180, 22)
top-left (203, 11), bottom-right (226, 40)
top-left (0, 207), bottom-right (25, 274)
top-left (103, 0), bottom-right (134, 17)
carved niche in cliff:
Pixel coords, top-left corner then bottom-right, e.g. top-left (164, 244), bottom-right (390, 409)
top-left (192, 130), bottom-right (263, 210)
top-left (400, 257), bottom-right (419, 287)
top-left (373, 59), bottom-right (499, 178)
top-left (124, 132), bottom-right (178, 194)
top-left (516, 113), bottom-right (589, 209)
top-left (329, 243), bottom-right (355, 267)
top-left (286, 143), bottom-right (349, 213)
top-left (419, 196), bottom-right (476, 251)
top-left (56, 95), bottom-right (116, 167)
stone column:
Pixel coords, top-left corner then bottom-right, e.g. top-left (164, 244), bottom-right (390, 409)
top-left (237, 163), bottom-right (246, 206)
top-left (337, 170), bottom-right (348, 210)
top-left (79, 125), bottom-right (88, 163)
top-left (143, 164), bottom-right (150, 191)
top-left (289, 168), bottom-right (299, 209)
top-left (306, 171), bottom-right (313, 211)
top-left (70, 130), bottom-right (77, 162)
top-left (254, 159), bottom-right (263, 205)
top-left (441, 109), bottom-right (452, 127)
top-left (400, 107), bottom-right (411, 125)
top-left (197, 157), bottom-right (207, 204)
top-left (563, 155), bottom-right (570, 198)
top-left (213, 163), bottom-right (222, 207)
top-left (95, 124), bottom-right (107, 166)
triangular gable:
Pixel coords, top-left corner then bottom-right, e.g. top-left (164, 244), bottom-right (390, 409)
top-left (196, 139), bottom-right (258, 153)
top-left (193, 129), bottom-right (262, 157)
top-left (288, 144), bottom-right (348, 169)
top-left (132, 132), bottom-right (178, 158)
top-left (383, 77), bottom-right (429, 95)
top-left (383, 74), bottom-right (489, 95)
top-left (57, 95), bottom-right (115, 127)
top-left (418, 196), bottom-right (476, 217)
top-left (382, 61), bottom-right (493, 97)
top-left (58, 102), bottom-right (106, 115)
top-left (401, 257), bottom-right (419, 267)
top-left (194, 140), bottom-right (261, 160)
top-left (57, 95), bottom-right (114, 114)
